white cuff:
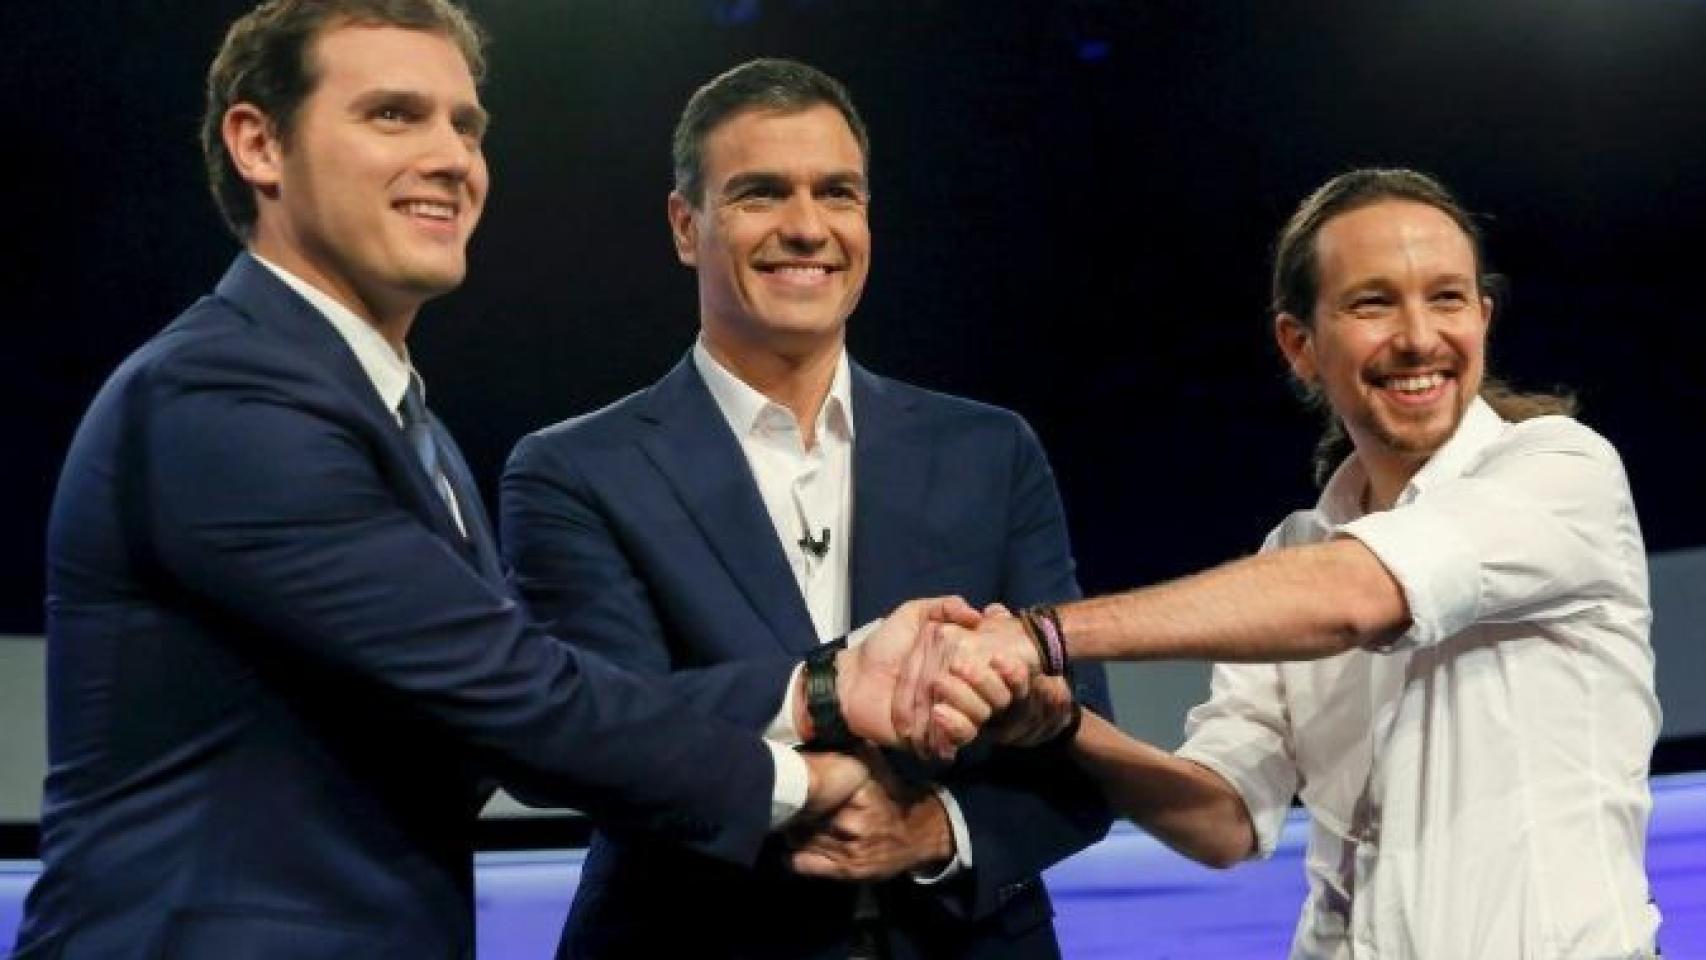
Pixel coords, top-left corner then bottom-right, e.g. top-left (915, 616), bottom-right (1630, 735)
top-left (766, 664), bottom-right (806, 746)
top-left (767, 740), bottom-right (809, 828)
top-left (910, 786), bottom-right (972, 883)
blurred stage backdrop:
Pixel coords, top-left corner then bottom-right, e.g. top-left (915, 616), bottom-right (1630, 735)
top-left (6, 0), bottom-right (1706, 954)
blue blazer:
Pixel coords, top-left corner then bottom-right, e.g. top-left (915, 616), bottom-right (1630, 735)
top-left (502, 355), bottom-right (1113, 959)
top-left (12, 256), bottom-right (775, 960)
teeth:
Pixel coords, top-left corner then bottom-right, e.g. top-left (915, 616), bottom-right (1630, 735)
top-left (1384, 373), bottom-right (1445, 393)
top-left (772, 265), bottom-right (829, 278)
top-left (400, 200), bottom-right (455, 220)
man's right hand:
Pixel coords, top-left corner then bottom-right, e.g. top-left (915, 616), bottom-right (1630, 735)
top-left (811, 596), bottom-right (1025, 761)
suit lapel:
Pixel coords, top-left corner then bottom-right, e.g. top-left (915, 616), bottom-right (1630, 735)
top-left (636, 356), bottom-right (819, 654)
top-left (849, 364), bottom-right (932, 624)
top-left (212, 254), bottom-right (488, 568)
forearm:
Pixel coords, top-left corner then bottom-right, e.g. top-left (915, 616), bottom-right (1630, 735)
top-left (1061, 538), bottom-right (1409, 664)
top-left (1070, 712), bottom-right (1253, 868)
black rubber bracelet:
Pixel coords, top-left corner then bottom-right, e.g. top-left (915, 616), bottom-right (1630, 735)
top-left (804, 637), bottom-right (853, 750)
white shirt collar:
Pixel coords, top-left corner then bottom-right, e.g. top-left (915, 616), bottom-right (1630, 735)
top-left (692, 338), bottom-right (855, 443)
top-left (251, 253), bottom-right (417, 420)
top-left (1318, 396), bottom-right (1507, 523)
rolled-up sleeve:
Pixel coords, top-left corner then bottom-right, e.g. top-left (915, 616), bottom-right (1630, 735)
top-left (1337, 420), bottom-right (1629, 654)
top-left (1177, 660), bottom-right (1299, 859)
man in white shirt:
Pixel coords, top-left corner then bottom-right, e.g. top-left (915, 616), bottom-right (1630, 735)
top-left (12, 9), bottom-right (1008, 958)
top-left (935, 168), bottom-right (1661, 959)
top-left (502, 59), bottom-right (1113, 959)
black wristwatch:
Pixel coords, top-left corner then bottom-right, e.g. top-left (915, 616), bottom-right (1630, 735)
top-left (804, 637), bottom-right (853, 750)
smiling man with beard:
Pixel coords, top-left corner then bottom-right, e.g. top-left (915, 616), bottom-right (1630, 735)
top-left (929, 169), bottom-right (1662, 959)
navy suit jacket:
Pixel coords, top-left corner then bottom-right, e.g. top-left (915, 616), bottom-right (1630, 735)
top-left (12, 256), bottom-right (776, 960)
top-left (502, 355), bottom-right (1113, 959)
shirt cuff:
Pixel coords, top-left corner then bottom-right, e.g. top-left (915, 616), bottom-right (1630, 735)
top-left (910, 786), bottom-right (972, 884)
top-left (767, 740), bottom-right (809, 829)
top-left (766, 663), bottom-right (806, 746)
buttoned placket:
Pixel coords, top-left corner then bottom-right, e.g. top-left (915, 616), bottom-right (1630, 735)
top-left (757, 405), bottom-right (842, 642)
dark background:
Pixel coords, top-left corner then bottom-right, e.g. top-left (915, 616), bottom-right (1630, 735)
top-left (9, 0), bottom-right (1705, 668)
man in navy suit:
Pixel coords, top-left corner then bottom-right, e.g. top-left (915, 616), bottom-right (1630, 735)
top-left (12, 9), bottom-right (1009, 959)
top-left (502, 60), bottom-right (1113, 959)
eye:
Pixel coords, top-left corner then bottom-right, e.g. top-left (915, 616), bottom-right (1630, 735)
top-left (820, 184), bottom-right (865, 205)
top-left (453, 117), bottom-right (485, 144)
top-left (732, 186), bottom-right (783, 208)
top-left (1347, 294), bottom-right (1390, 316)
top-left (1431, 289), bottom-right (1470, 310)
top-left (370, 103), bottom-right (417, 127)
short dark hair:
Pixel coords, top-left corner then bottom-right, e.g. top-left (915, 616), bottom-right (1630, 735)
top-left (672, 58), bottom-right (869, 207)
top-left (1269, 168), bottom-right (1577, 483)
top-left (200, 0), bottom-right (487, 240)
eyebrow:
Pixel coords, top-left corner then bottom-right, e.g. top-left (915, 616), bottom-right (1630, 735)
top-left (349, 88), bottom-right (491, 135)
top-left (720, 170), bottom-right (868, 196)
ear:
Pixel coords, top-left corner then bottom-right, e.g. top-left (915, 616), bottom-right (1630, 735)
top-left (666, 190), bottom-right (699, 267)
top-left (1275, 312), bottom-right (1316, 384)
top-left (1481, 293), bottom-right (1495, 331)
top-left (223, 102), bottom-right (285, 198)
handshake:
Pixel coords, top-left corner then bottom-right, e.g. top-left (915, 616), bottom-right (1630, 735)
top-left (788, 597), bottom-right (1079, 877)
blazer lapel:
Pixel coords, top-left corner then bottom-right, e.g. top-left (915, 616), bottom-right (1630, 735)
top-left (212, 253), bottom-right (480, 555)
top-left (848, 364), bottom-right (932, 624)
top-left (636, 355), bottom-right (820, 654)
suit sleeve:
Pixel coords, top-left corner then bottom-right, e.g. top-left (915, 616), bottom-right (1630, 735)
top-left (937, 416), bottom-right (1116, 920)
top-left (129, 350), bottom-right (773, 865)
top-left (501, 432), bottom-right (799, 731)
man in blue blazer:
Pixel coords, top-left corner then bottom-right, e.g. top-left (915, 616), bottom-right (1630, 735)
top-left (11, 10), bottom-right (996, 960)
top-left (502, 60), bottom-right (1114, 959)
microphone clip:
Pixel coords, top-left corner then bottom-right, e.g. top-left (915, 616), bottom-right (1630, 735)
top-left (797, 527), bottom-right (831, 560)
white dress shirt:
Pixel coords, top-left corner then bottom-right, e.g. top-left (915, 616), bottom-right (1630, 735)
top-left (1177, 398), bottom-right (1660, 958)
top-left (694, 341), bottom-right (976, 878)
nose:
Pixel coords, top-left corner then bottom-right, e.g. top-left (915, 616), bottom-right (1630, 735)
top-left (1390, 296), bottom-right (1442, 357)
top-left (420, 116), bottom-right (480, 184)
top-left (777, 191), bottom-right (829, 251)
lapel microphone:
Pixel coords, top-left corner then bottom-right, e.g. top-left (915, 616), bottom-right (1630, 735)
top-left (797, 527), bottom-right (831, 560)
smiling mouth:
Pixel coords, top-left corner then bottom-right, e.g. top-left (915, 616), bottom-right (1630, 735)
top-left (1368, 370), bottom-right (1458, 409)
top-left (756, 262), bottom-right (842, 276)
top-left (397, 199), bottom-right (458, 222)
top-left (1380, 372), bottom-right (1447, 393)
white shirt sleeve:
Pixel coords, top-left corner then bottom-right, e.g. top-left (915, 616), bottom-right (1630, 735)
top-left (1176, 660), bottom-right (1300, 859)
top-left (1338, 419), bottom-right (1634, 653)
top-left (767, 741), bottom-right (809, 828)
top-left (909, 787), bottom-right (972, 883)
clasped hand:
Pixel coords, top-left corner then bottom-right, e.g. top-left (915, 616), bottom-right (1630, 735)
top-left (792, 601), bottom-right (1080, 878)
top-left (895, 604), bottom-right (1079, 756)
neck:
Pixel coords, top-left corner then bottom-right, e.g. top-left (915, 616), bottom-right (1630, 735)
top-left (1357, 451), bottom-right (1423, 513)
top-left (701, 330), bottom-right (842, 447)
top-left (249, 236), bottom-right (416, 356)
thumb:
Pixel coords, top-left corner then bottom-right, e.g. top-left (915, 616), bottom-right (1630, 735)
top-left (802, 751), bottom-right (871, 819)
top-left (928, 595), bottom-right (982, 630)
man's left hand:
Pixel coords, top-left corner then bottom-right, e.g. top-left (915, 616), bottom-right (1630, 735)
top-left (788, 752), bottom-right (954, 881)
